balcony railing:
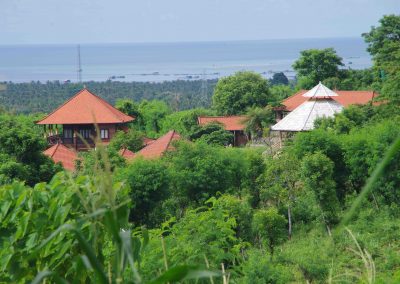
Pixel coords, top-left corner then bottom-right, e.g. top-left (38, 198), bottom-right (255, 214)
top-left (47, 135), bottom-right (94, 147)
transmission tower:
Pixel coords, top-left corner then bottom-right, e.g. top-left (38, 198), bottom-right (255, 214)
top-left (77, 44), bottom-right (82, 83)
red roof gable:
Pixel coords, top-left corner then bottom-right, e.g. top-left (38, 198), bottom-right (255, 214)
top-left (197, 116), bottom-right (247, 131)
top-left (282, 90), bottom-right (377, 111)
top-left (43, 143), bottom-right (78, 171)
top-left (136, 130), bottom-right (181, 159)
top-left (37, 89), bottom-right (134, 125)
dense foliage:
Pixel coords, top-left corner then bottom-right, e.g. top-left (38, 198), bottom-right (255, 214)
top-left (212, 71), bottom-right (273, 115)
top-left (292, 48), bottom-right (344, 88)
top-left (0, 14), bottom-right (400, 283)
top-left (0, 80), bottom-right (217, 114)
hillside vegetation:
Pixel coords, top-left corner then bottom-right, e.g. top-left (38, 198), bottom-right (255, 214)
top-left (0, 14), bottom-right (399, 283)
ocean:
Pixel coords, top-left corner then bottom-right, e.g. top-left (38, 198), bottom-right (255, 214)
top-left (0, 37), bottom-right (371, 83)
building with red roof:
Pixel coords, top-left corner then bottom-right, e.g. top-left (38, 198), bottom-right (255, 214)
top-left (43, 143), bottom-right (78, 171)
top-left (197, 116), bottom-right (248, 146)
top-left (135, 130), bottom-right (181, 159)
top-left (275, 88), bottom-right (377, 121)
top-left (37, 88), bottom-right (134, 151)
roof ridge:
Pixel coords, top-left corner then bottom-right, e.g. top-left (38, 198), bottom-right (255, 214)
top-left (163, 130), bottom-right (176, 154)
top-left (37, 88), bottom-right (87, 124)
top-left (50, 143), bottom-right (60, 158)
top-left (84, 89), bottom-right (133, 122)
top-left (36, 88), bottom-right (134, 125)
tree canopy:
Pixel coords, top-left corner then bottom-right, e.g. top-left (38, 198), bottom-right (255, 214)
top-left (293, 48), bottom-right (344, 89)
top-left (212, 71), bottom-right (271, 115)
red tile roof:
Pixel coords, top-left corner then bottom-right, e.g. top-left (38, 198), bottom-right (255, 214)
top-left (119, 148), bottom-right (136, 160)
top-left (282, 90), bottom-right (377, 111)
top-left (43, 143), bottom-right (78, 171)
top-left (135, 130), bottom-right (181, 159)
top-left (197, 116), bottom-right (248, 131)
top-left (37, 89), bottom-right (134, 125)
top-left (143, 137), bottom-right (155, 146)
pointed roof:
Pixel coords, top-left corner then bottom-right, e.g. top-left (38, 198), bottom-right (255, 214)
top-left (280, 89), bottom-right (376, 112)
top-left (37, 89), bottom-right (134, 125)
top-left (198, 116), bottom-right (248, 131)
top-left (271, 99), bottom-right (343, 132)
top-left (302, 82), bottom-right (339, 98)
top-left (43, 143), bottom-right (78, 171)
top-left (135, 130), bottom-right (181, 159)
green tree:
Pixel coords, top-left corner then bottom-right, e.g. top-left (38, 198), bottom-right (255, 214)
top-left (243, 106), bottom-right (274, 139)
top-left (0, 114), bottom-right (61, 185)
top-left (138, 100), bottom-right (171, 137)
top-left (108, 129), bottom-right (144, 152)
top-left (189, 122), bottom-right (233, 146)
top-left (270, 72), bottom-right (289, 86)
top-left (212, 71), bottom-right (271, 115)
top-left (166, 142), bottom-right (245, 213)
top-left (363, 14), bottom-right (400, 74)
top-left (210, 194), bottom-right (253, 241)
top-left (260, 153), bottom-right (301, 239)
top-left (159, 108), bottom-right (214, 137)
top-left (115, 157), bottom-right (169, 226)
top-left (115, 98), bottom-right (141, 118)
top-left (291, 129), bottom-right (348, 200)
top-left (293, 48), bottom-right (344, 88)
top-left (381, 71), bottom-right (400, 104)
top-left (252, 207), bottom-right (287, 259)
top-left (300, 152), bottom-right (340, 231)
top-left (269, 85), bottom-right (293, 104)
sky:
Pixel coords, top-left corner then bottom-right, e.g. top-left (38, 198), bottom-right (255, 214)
top-left (0, 0), bottom-right (399, 44)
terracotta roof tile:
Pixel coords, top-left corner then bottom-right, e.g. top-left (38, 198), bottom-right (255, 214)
top-left (37, 89), bottom-right (134, 125)
top-left (136, 130), bottom-right (181, 159)
top-left (143, 137), bottom-right (155, 146)
top-left (282, 90), bottom-right (377, 111)
top-left (197, 116), bottom-right (248, 131)
top-left (43, 143), bottom-right (78, 171)
top-left (119, 148), bottom-right (136, 160)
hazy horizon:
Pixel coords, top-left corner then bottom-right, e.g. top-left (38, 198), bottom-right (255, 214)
top-left (1, 0), bottom-right (398, 45)
top-left (0, 36), bottom-right (368, 47)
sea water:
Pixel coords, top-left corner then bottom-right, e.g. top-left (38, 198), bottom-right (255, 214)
top-left (0, 37), bottom-right (371, 83)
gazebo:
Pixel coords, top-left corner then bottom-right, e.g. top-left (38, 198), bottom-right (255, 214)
top-left (271, 82), bottom-right (343, 142)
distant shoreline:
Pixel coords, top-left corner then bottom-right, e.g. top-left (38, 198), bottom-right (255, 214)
top-left (0, 37), bottom-right (371, 83)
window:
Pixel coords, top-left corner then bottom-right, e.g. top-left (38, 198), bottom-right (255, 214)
top-left (100, 129), bottom-right (109, 139)
top-left (79, 129), bottom-right (91, 139)
top-left (64, 129), bottom-right (73, 139)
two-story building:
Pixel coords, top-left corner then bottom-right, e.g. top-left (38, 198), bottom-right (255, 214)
top-left (37, 88), bottom-right (134, 151)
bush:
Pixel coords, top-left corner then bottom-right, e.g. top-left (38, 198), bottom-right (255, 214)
top-left (115, 157), bottom-right (170, 227)
top-left (239, 249), bottom-right (293, 284)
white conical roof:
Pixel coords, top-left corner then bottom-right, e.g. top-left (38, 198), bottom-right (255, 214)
top-left (271, 99), bottom-right (343, 132)
top-left (302, 82), bottom-right (339, 98)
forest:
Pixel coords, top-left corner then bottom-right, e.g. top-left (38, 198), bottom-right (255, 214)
top-left (0, 14), bottom-right (400, 283)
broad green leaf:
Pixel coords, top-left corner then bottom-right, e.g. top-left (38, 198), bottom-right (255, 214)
top-left (149, 265), bottom-right (220, 284)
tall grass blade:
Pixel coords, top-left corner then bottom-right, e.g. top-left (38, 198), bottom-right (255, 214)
top-left (339, 135), bottom-right (400, 228)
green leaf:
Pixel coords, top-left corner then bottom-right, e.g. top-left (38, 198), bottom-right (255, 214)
top-left (149, 265), bottom-right (220, 284)
top-left (72, 227), bottom-right (108, 284)
top-left (31, 270), bottom-right (54, 284)
top-left (14, 211), bottom-right (30, 241)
